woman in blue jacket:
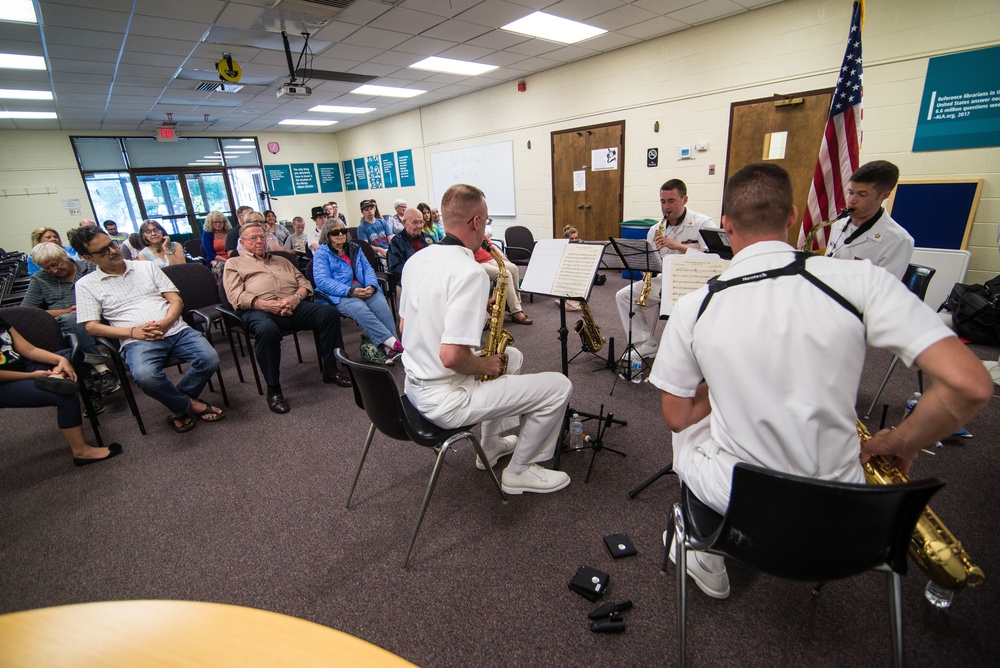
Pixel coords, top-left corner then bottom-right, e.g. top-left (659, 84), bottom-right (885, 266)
top-left (312, 220), bottom-right (402, 364)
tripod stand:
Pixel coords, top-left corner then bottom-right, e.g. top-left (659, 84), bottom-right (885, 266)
top-left (606, 238), bottom-right (660, 395)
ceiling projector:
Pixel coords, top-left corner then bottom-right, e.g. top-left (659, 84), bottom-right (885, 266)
top-left (277, 83), bottom-right (312, 99)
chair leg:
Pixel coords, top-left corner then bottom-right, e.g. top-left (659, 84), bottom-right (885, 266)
top-left (244, 334), bottom-right (263, 395)
top-left (403, 444), bottom-right (452, 569)
top-left (888, 572), bottom-right (903, 668)
top-left (673, 504), bottom-right (688, 668)
top-left (865, 354), bottom-right (901, 419)
top-left (215, 366), bottom-right (229, 407)
top-left (293, 332), bottom-right (303, 363)
top-left (466, 434), bottom-right (508, 502)
top-left (224, 322), bottom-right (246, 384)
top-left (345, 423), bottom-right (376, 509)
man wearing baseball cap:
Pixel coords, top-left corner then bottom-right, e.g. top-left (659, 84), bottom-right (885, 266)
top-left (357, 199), bottom-right (392, 258)
top-left (306, 205), bottom-right (327, 252)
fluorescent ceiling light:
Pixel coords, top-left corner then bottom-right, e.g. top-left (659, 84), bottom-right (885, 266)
top-left (0, 111), bottom-right (57, 119)
top-left (501, 11), bottom-right (607, 44)
top-left (309, 105), bottom-right (376, 114)
top-left (0, 53), bottom-right (47, 70)
top-left (409, 57), bottom-right (498, 76)
top-left (0, 1), bottom-right (37, 24)
top-left (0, 88), bottom-right (52, 100)
top-left (239, 138), bottom-right (255, 142)
top-left (350, 85), bottom-right (424, 98)
top-left (278, 119), bottom-right (337, 126)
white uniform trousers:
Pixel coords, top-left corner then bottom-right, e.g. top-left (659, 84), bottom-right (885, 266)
top-left (616, 274), bottom-right (661, 347)
top-left (405, 347), bottom-right (572, 473)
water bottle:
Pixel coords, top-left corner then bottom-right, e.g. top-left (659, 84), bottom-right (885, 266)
top-left (903, 392), bottom-right (920, 419)
top-left (569, 413), bottom-right (584, 448)
top-left (924, 580), bottom-right (954, 609)
top-left (630, 355), bottom-right (643, 383)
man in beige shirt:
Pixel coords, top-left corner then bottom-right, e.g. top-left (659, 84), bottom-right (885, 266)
top-left (223, 223), bottom-right (351, 414)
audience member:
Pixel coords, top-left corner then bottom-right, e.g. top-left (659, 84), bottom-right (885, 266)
top-left (245, 211), bottom-right (283, 252)
top-left (136, 219), bottom-right (186, 268)
top-left (474, 236), bottom-right (532, 325)
top-left (323, 202), bottom-right (347, 225)
top-left (417, 202), bottom-right (443, 242)
top-left (224, 205), bottom-right (254, 252)
top-left (201, 210), bottom-right (231, 275)
top-left (264, 210), bottom-right (288, 244)
top-left (72, 226), bottom-right (224, 433)
top-left (283, 217), bottom-right (308, 254)
top-left (387, 199), bottom-right (406, 234)
top-left (306, 206), bottom-right (328, 252)
top-left (357, 199), bottom-right (392, 258)
top-left (387, 207), bottom-right (434, 279)
top-left (223, 222), bottom-right (351, 415)
top-left (102, 220), bottom-right (128, 242)
top-left (26, 227), bottom-right (78, 275)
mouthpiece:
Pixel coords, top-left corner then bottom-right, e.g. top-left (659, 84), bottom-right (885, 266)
top-left (837, 208), bottom-right (854, 219)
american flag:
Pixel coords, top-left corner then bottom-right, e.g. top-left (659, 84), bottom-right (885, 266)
top-left (800, 0), bottom-right (864, 250)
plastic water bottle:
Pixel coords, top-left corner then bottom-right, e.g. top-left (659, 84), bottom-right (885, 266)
top-left (903, 392), bottom-right (920, 419)
top-left (569, 413), bottom-right (584, 448)
top-left (630, 355), bottom-right (643, 383)
top-left (924, 580), bottom-right (954, 609)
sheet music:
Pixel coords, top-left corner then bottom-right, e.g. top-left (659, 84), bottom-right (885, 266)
top-left (520, 239), bottom-right (604, 299)
top-left (521, 240), bottom-right (565, 292)
top-left (659, 254), bottom-right (730, 318)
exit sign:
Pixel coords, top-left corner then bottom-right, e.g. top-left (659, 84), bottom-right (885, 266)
top-left (156, 127), bottom-right (178, 142)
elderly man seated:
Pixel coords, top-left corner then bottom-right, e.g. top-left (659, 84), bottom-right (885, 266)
top-left (387, 207), bottom-right (435, 281)
top-left (71, 226), bottom-right (224, 434)
top-left (22, 243), bottom-right (120, 404)
top-left (223, 222), bottom-right (352, 415)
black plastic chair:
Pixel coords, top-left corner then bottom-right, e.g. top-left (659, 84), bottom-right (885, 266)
top-left (335, 348), bottom-right (507, 568)
top-left (183, 239), bottom-right (206, 263)
top-left (2, 306), bottom-right (104, 446)
top-left (503, 225), bottom-right (535, 269)
top-left (664, 462), bottom-right (944, 668)
top-left (864, 263), bottom-right (937, 418)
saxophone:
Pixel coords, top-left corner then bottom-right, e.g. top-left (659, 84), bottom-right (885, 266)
top-left (858, 421), bottom-right (985, 591)
top-left (477, 241), bottom-right (514, 381)
top-left (573, 301), bottom-right (605, 353)
top-left (800, 208), bottom-right (853, 254)
top-left (636, 216), bottom-right (666, 307)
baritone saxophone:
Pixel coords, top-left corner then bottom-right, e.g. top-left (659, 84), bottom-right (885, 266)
top-left (636, 216), bottom-right (666, 307)
top-left (477, 241), bottom-right (513, 381)
top-left (858, 421), bottom-right (985, 591)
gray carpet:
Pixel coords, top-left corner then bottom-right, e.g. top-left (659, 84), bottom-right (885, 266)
top-left (2, 271), bottom-right (998, 667)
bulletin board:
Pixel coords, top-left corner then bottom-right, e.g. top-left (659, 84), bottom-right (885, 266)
top-left (886, 179), bottom-right (982, 250)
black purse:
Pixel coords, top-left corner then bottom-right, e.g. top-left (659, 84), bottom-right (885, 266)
top-left (942, 276), bottom-right (1000, 345)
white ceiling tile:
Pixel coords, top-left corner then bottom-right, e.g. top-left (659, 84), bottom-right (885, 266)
top-left (322, 43), bottom-right (384, 62)
top-left (633, 0), bottom-right (705, 12)
top-left (502, 39), bottom-right (563, 57)
top-left (123, 35), bottom-right (196, 57)
top-left (399, 0), bottom-right (483, 19)
top-left (129, 15), bottom-right (212, 41)
top-left (545, 0), bottom-right (629, 22)
top-left (368, 6), bottom-right (446, 33)
top-left (135, 0), bottom-right (226, 22)
top-left (215, 1), bottom-right (265, 30)
top-left (393, 35), bottom-right (457, 57)
top-left (332, 0), bottom-right (394, 27)
top-left (589, 4), bottom-right (660, 30)
top-left (435, 44), bottom-right (498, 62)
top-left (340, 27), bottom-right (411, 49)
top-left (456, 0), bottom-right (533, 27)
top-left (619, 15), bottom-right (688, 39)
top-left (468, 29), bottom-right (531, 50)
top-left (421, 19), bottom-right (493, 42)
top-left (670, 0), bottom-right (745, 25)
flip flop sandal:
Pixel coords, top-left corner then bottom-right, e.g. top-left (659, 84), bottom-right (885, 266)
top-left (165, 414), bottom-right (196, 433)
top-left (192, 404), bottom-right (225, 423)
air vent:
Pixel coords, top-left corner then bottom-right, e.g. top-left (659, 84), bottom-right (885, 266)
top-left (197, 82), bottom-right (245, 93)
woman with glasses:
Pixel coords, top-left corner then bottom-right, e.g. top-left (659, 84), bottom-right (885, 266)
top-left (201, 211), bottom-right (231, 274)
top-left (312, 220), bottom-right (402, 364)
top-left (136, 220), bottom-right (185, 268)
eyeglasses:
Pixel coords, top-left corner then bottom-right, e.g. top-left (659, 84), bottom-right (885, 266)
top-left (87, 240), bottom-right (120, 257)
top-left (464, 214), bottom-right (492, 227)
top-left (328, 229), bottom-right (348, 237)
top-left (242, 234), bottom-right (266, 243)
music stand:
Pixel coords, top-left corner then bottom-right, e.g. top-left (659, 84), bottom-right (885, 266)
top-left (606, 237), bottom-right (660, 395)
top-left (519, 240), bottom-right (627, 480)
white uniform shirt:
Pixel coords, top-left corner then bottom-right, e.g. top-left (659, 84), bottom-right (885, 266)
top-left (649, 240), bottom-right (952, 510)
top-left (825, 209), bottom-right (914, 280)
top-left (648, 209), bottom-right (713, 272)
top-left (399, 243), bottom-right (490, 382)
top-left (75, 260), bottom-right (188, 348)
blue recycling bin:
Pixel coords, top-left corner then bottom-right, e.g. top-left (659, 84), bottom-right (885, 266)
top-left (619, 219), bottom-right (658, 279)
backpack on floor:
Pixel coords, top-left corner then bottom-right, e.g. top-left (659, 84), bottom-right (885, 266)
top-left (941, 275), bottom-right (1000, 345)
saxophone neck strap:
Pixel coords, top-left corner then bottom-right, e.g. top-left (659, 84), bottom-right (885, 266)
top-left (842, 207), bottom-right (884, 246)
top-left (439, 233), bottom-right (465, 247)
top-left (695, 251), bottom-right (862, 323)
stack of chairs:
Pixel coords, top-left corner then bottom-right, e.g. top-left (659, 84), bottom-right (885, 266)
top-left (0, 248), bottom-right (29, 307)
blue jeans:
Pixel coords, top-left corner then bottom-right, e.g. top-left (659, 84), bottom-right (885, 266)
top-left (121, 328), bottom-right (220, 415)
top-left (56, 312), bottom-right (99, 355)
top-left (336, 292), bottom-right (397, 346)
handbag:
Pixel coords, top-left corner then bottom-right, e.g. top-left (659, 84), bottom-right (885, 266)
top-left (359, 334), bottom-right (386, 365)
top-left (942, 276), bottom-right (1000, 345)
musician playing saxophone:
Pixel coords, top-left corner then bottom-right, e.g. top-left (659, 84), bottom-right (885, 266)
top-left (615, 179), bottom-right (712, 358)
top-left (399, 184), bottom-right (573, 495)
top-left (649, 163), bottom-right (991, 600)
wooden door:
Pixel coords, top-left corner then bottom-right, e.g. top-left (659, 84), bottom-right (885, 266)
top-left (551, 121), bottom-right (624, 241)
top-left (726, 90), bottom-right (833, 244)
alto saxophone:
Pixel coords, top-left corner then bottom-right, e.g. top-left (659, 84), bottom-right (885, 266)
top-left (573, 301), bottom-right (605, 353)
top-left (800, 208), bottom-right (853, 254)
top-left (637, 216), bottom-right (666, 307)
top-left (477, 241), bottom-right (514, 381)
top-left (858, 421), bottom-right (985, 591)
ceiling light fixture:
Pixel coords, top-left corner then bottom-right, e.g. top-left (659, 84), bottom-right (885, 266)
top-left (0, 0), bottom-right (37, 24)
top-left (350, 85), bottom-right (424, 98)
top-left (0, 111), bottom-right (57, 119)
top-left (278, 119), bottom-right (337, 126)
top-left (409, 57), bottom-right (498, 76)
top-left (0, 88), bottom-right (53, 100)
top-left (0, 53), bottom-right (47, 70)
top-left (308, 105), bottom-right (376, 114)
top-left (501, 11), bottom-right (607, 44)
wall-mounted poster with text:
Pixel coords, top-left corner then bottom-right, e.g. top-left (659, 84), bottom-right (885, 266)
top-left (265, 165), bottom-right (294, 197)
top-left (365, 155), bottom-right (384, 189)
top-left (353, 158), bottom-right (369, 191)
top-left (318, 163), bottom-right (343, 193)
top-left (342, 161), bottom-right (356, 190)
top-left (397, 149), bottom-right (415, 187)
top-left (291, 163), bottom-right (318, 195)
top-left (380, 153), bottom-right (398, 188)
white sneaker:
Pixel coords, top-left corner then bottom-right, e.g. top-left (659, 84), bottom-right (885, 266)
top-left (501, 464), bottom-right (571, 495)
top-left (476, 435), bottom-right (518, 470)
top-left (663, 530), bottom-right (731, 599)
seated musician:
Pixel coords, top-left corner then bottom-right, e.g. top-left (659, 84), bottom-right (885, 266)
top-left (400, 184), bottom-right (572, 495)
top-left (615, 179), bottom-right (711, 358)
top-left (649, 163), bottom-right (991, 600)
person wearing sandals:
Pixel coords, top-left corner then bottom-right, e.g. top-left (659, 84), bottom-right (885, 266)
top-left (71, 226), bottom-right (225, 434)
top-left (0, 314), bottom-right (123, 466)
top-left (313, 219), bottom-right (403, 364)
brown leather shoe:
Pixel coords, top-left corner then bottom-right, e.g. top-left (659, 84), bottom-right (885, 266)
top-left (511, 311), bottom-right (533, 325)
top-left (323, 370), bottom-right (353, 387)
top-left (267, 393), bottom-right (290, 414)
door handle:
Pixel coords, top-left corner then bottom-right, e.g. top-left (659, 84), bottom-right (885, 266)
top-left (584, 203), bottom-right (592, 210)
top-left (577, 203), bottom-right (585, 210)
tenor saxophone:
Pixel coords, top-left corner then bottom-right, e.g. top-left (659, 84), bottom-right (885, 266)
top-left (858, 421), bottom-right (985, 591)
top-left (637, 216), bottom-right (666, 307)
top-left (800, 208), bottom-right (853, 254)
top-left (573, 300), bottom-right (605, 353)
top-left (477, 241), bottom-right (514, 381)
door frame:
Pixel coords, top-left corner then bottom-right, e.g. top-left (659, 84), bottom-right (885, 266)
top-left (550, 120), bottom-right (625, 239)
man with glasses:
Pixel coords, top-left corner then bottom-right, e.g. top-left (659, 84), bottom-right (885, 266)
top-left (72, 226), bottom-right (224, 433)
top-left (399, 184), bottom-right (572, 495)
top-left (387, 207), bottom-right (434, 280)
top-left (223, 222), bottom-right (352, 415)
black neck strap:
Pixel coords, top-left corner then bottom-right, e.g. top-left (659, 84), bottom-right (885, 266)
top-left (439, 233), bottom-right (465, 247)
top-left (842, 207), bottom-right (884, 245)
top-left (696, 252), bottom-right (862, 323)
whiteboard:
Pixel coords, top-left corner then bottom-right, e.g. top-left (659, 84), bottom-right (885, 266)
top-left (430, 140), bottom-right (516, 216)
